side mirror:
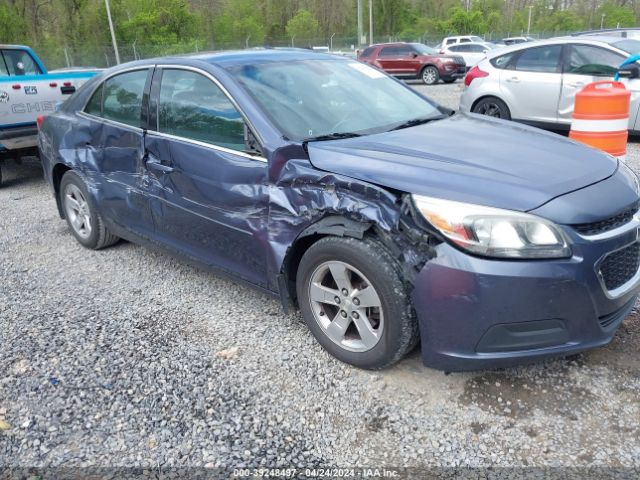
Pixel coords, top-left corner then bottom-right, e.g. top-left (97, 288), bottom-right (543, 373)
top-left (483, 50), bottom-right (488, 53)
top-left (618, 64), bottom-right (640, 79)
top-left (411, 52), bottom-right (419, 58)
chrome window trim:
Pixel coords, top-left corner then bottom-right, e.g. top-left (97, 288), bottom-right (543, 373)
top-left (145, 129), bottom-right (266, 163)
top-left (154, 63), bottom-right (267, 155)
top-left (78, 110), bottom-right (144, 134)
top-left (78, 64), bottom-right (267, 162)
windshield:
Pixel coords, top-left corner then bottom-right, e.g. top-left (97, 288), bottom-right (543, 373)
top-left (613, 39), bottom-right (640, 55)
top-left (227, 59), bottom-right (442, 141)
top-left (412, 43), bottom-right (438, 55)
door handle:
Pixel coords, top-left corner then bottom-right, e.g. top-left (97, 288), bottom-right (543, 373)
top-left (505, 76), bottom-right (520, 83)
top-left (146, 157), bottom-right (174, 174)
top-left (568, 81), bottom-right (585, 88)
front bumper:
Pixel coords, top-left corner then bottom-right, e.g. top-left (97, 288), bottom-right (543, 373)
top-left (412, 222), bottom-right (640, 371)
top-left (441, 64), bottom-right (466, 80)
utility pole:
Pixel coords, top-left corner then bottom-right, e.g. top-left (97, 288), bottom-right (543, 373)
top-left (601, 13), bottom-right (606, 29)
top-left (527, 6), bottom-right (533, 35)
top-left (357, 0), bottom-right (363, 46)
top-left (105, 0), bottom-right (120, 64)
top-left (369, 0), bottom-right (373, 45)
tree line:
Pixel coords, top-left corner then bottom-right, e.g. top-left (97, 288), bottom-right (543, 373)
top-left (1, 0), bottom-right (638, 53)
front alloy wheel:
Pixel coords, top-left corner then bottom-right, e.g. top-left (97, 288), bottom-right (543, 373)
top-left (296, 236), bottom-right (419, 369)
top-left (421, 66), bottom-right (440, 85)
top-left (308, 260), bottom-right (384, 352)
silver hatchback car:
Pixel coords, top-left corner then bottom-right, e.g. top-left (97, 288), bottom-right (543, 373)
top-left (459, 36), bottom-right (640, 132)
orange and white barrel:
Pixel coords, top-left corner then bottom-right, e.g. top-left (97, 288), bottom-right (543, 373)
top-left (569, 81), bottom-right (630, 161)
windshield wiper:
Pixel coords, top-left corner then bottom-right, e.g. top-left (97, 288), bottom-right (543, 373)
top-left (303, 132), bottom-right (362, 143)
top-left (389, 115), bottom-right (446, 132)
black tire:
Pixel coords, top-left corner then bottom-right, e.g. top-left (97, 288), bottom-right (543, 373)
top-left (472, 96), bottom-right (511, 120)
top-left (443, 78), bottom-right (457, 84)
top-left (296, 236), bottom-right (419, 369)
top-left (421, 65), bottom-right (440, 85)
top-left (59, 170), bottom-right (119, 250)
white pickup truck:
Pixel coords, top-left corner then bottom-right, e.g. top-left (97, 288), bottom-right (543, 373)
top-left (0, 45), bottom-right (97, 186)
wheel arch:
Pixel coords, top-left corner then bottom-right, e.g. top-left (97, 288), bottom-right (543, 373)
top-left (52, 163), bottom-right (72, 218)
top-left (279, 216), bottom-right (373, 310)
top-left (470, 94), bottom-right (512, 117)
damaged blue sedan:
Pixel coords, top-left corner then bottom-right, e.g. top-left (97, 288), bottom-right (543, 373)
top-left (38, 49), bottom-right (640, 371)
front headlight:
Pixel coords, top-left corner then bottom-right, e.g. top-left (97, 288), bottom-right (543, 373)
top-left (412, 194), bottom-right (571, 259)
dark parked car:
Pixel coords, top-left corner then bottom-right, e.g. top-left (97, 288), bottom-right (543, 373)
top-left (358, 42), bottom-right (466, 85)
top-left (38, 50), bottom-right (640, 371)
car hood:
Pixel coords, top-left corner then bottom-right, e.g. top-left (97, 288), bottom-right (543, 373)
top-left (306, 113), bottom-right (618, 212)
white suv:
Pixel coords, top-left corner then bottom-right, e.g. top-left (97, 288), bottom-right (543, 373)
top-left (440, 35), bottom-right (491, 50)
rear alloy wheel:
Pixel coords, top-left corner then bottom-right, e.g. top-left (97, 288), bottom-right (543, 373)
top-left (472, 97), bottom-right (511, 120)
top-left (60, 170), bottom-right (119, 250)
top-left (421, 66), bottom-right (440, 85)
top-left (296, 236), bottom-right (419, 369)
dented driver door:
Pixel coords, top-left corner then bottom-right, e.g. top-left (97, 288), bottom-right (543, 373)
top-left (144, 67), bottom-right (269, 287)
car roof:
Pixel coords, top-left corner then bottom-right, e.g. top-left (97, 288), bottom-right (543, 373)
top-left (445, 42), bottom-right (489, 47)
top-left (574, 28), bottom-right (640, 36)
top-left (99, 48), bottom-right (348, 74)
top-left (483, 35), bottom-right (628, 58)
top-left (368, 42), bottom-right (413, 47)
top-left (0, 44), bottom-right (32, 50)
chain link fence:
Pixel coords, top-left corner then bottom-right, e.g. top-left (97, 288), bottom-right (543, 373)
top-left (32, 31), bottom-right (573, 71)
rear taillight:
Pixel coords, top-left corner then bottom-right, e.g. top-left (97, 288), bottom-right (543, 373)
top-left (464, 65), bottom-right (489, 87)
top-left (36, 115), bottom-right (45, 129)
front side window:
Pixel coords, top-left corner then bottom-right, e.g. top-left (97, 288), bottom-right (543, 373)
top-left (158, 69), bottom-right (245, 151)
top-left (1, 49), bottom-right (41, 75)
top-left (228, 59), bottom-right (442, 142)
top-left (102, 70), bottom-right (148, 127)
top-left (565, 45), bottom-right (623, 76)
top-left (514, 45), bottom-right (562, 73)
top-left (460, 38), bottom-right (471, 43)
top-left (412, 44), bottom-right (437, 55)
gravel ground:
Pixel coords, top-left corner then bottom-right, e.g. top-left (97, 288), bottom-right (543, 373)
top-left (1, 81), bottom-right (640, 473)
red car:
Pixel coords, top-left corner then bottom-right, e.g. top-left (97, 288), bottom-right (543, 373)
top-left (358, 42), bottom-right (466, 85)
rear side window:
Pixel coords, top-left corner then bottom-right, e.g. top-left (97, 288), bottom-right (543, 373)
top-left (0, 56), bottom-right (8, 76)
top-left (469, 44), bottom-right (486, 52)
top-left (446, 39), bottom-right (456, 45)
top-left (360, 47), bottom-right (375, 58)
top-left (514, 45), bottom-right (562, 73)
top-left (85, 85), bottom-right (103, 116)
top-left (565, 45), bottom-right (624, 76)
top-left (379, 46), bottom-right (399, 57)
top-left (158, 69), bottom-right (245, 151)
top-left (1, 49), bottom-right (41, 75)
top-left (102, 70), bottom-right (148, 127)
top-left (490, 52), bottom-right (516, 69)
top-left (460, 38), bottom-right (471, 43)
